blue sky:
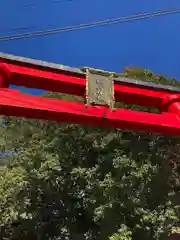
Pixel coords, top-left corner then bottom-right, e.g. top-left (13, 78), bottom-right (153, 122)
top-left (0, 0), bottom-right (180, 95)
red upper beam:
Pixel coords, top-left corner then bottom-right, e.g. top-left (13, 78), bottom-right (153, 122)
top-left (0, 62), bottom-right (172, 109)
top-left (2, 52), bottom-right (180, 109)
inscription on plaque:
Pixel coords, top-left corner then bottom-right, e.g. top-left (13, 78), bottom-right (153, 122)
top-left (86, 69), bottom-right (114, 109)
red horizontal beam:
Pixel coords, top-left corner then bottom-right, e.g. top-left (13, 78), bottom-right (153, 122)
top-left (0, 89), bottom-right (180, 136)
top-left (4, 63), bottom-right (170, 108)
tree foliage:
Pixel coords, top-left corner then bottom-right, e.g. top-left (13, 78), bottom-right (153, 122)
top-left (0, 68), bottom-right (180, 240)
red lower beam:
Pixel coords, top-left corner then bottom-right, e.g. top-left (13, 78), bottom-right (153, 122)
top-left (3, 63), bottom-right (169, 108)
top-left (0, 89), bottom-right (180, 136)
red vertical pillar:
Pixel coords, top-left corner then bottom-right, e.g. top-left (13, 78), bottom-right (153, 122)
top-left (0, 63), bottom-right (10, 88)
top-left (162, 94), bottom-right (180, 116)
top-left (168, 101), bottom-right (180, 115)
top-left (0, 75), bottom-right (4, 88)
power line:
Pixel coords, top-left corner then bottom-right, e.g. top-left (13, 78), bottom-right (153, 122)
top-left (0, 0), bottom-right (83, 33)
top-left (1, 8), bottom-right (180, 42)
top-left (23, 0), bottom-right (73, 8)
top-left (0, 23), bottom-right (59, 34)
top-left (6, 0), bottom-right (77, 8)
top-left (1, 7), bottom-right (179, 34)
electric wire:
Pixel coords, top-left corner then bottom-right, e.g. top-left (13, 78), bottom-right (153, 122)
top-left (0, 7), bottom-right (178, 34)
top-left (3, 0), bottom-right (78, 8)
top-left (1, 23), bottom-right (60, 34)
top-left (1, 8), bottom-right (180, 42)
top-left (22, 0), bottom-right (78, 8)
top-left (0, 0), bottom-right (84, 33)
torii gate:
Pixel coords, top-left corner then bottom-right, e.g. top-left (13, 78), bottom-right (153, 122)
top-left (1, 52), bottom-right (180, 136)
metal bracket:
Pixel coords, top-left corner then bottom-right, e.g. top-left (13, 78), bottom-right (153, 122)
top-left (86, 68), bottom-right (114, 109)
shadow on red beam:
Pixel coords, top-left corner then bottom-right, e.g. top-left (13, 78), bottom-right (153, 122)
top-left (5, 63), bottom-right (168, 108)
top-left (0, 89), bottom-right (180, 136)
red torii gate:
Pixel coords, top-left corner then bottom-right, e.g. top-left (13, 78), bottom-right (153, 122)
top-left (1, 52), bottom-right (180, 136)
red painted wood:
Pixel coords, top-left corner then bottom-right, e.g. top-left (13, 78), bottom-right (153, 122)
top-left (4, 63), bottom-right (170, 108)
top-left (1, 57), bottom-right (180, 135)
top-left (0, 63), bottom-right (10, 88)
top-left (0, 89), bottom-right (180, 136)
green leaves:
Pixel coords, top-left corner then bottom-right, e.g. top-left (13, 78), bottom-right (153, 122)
top-left (109, 225), bottom-right (132, 240)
